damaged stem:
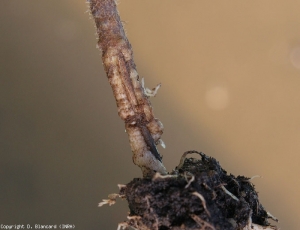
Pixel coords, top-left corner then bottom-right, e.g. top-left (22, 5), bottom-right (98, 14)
top-left (88, 0), bottom-right (167, 177)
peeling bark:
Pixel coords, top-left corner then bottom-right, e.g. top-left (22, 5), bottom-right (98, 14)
top-left (88, 0), bottom-right (167, 177)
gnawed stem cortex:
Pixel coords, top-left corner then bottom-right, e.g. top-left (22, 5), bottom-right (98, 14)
top-left (88, 0), bottom-right (167, 177)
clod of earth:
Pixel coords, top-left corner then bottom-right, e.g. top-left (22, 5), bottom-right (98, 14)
top-left (101, 151), bottom-right (278, 230)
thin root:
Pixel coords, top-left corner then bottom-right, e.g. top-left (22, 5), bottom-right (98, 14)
top-left (152, 172), bottom-right (177, 181)
top-left (242, 211), bottom-right (278, 230)
top-left (202, 182), bottom-right (217, 200)
top-left (249, 224), bottom-right (279, 230)
top-left (190, 214), bottom-right (215, 230)
top-left (157, 139), bottom-right (166, 148)
top-left (267, 211), bottom-right (279, 222)
top-left (192, 192), bottom-right (211, 217)
top-left (243, 223), bottom-right (278, 230)
top-left (118, 184), bottom-right (127, 190)
top-left (250, 175), bottom-right (262, 180)
top-left (184, 172), bottom-right (195, 188)
top-left (117, 222), bottom-right (129, 230)
top-left (141, 78), bottom-right (161, 97)
top-left (98, 193), bottom-right (123, 207)
top-left (177, 150), bottom-right (204, 169)
top-left (220, 185), bottom-right (239, 202)
top-left (127, 215), bottom-right (141, 221)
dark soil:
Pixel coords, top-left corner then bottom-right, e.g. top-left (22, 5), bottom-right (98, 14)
top-left (118, 151), bottom-right (277, 230)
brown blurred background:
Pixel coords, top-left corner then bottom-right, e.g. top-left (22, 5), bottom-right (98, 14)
top-left (1, 0), bottom-right (299, 229)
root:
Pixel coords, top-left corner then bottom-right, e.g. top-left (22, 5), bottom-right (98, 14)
top-left (118, 184), bottom-right (127, 190)
top-left (242, 211), bottom-right (278, 230)
top-left (267, 211), bottom-right (279, 222)
top-left (192, 192), bottom-right (211, 217)
top-left (249, 175), bottom-right (262, 181)
top-left (202, 182), bottom-right (217, 200)
top-left (141, 78), bottom-right (161, 97)
top-left (190, 214), bottom-right (216, 230)
top-left (152, 172), bottom-right (177, 181)
top-left (177, 150), bottom-right (204, 169)
top-left (98, 193), bottom-right (124, 207)
top-left (220, 185), bottom-right (239, 202)
top-left (184, 172), bottom-right (195, 188)
top-left (243, 223), bottom-right (278, 230)
top-left (117, 222), bottom-right (129, 230)
top-left (156, 139), bottom-right (166, 148)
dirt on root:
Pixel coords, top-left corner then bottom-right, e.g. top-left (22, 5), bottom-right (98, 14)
top-left (119, 151), bottom-right (276, 230)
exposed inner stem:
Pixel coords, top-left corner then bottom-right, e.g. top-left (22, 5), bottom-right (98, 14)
top-left (88, 0), bottom-right (167, 177)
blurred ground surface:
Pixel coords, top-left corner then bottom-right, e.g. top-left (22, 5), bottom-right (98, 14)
top-left (1, 1), bottom-right (300, 229)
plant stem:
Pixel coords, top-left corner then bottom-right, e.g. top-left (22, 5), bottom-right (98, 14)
top-left (88, 0), bottom-right (167, 177)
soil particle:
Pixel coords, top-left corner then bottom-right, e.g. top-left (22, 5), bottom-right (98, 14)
top-left (119, 151), bottom-right (275, 230)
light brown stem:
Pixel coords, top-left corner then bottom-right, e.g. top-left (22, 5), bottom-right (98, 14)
top-left (88, 0), bottom-right (167, 177)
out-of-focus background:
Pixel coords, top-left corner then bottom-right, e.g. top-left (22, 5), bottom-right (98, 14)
top-left (1, 0), bottom-right (299, 229)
